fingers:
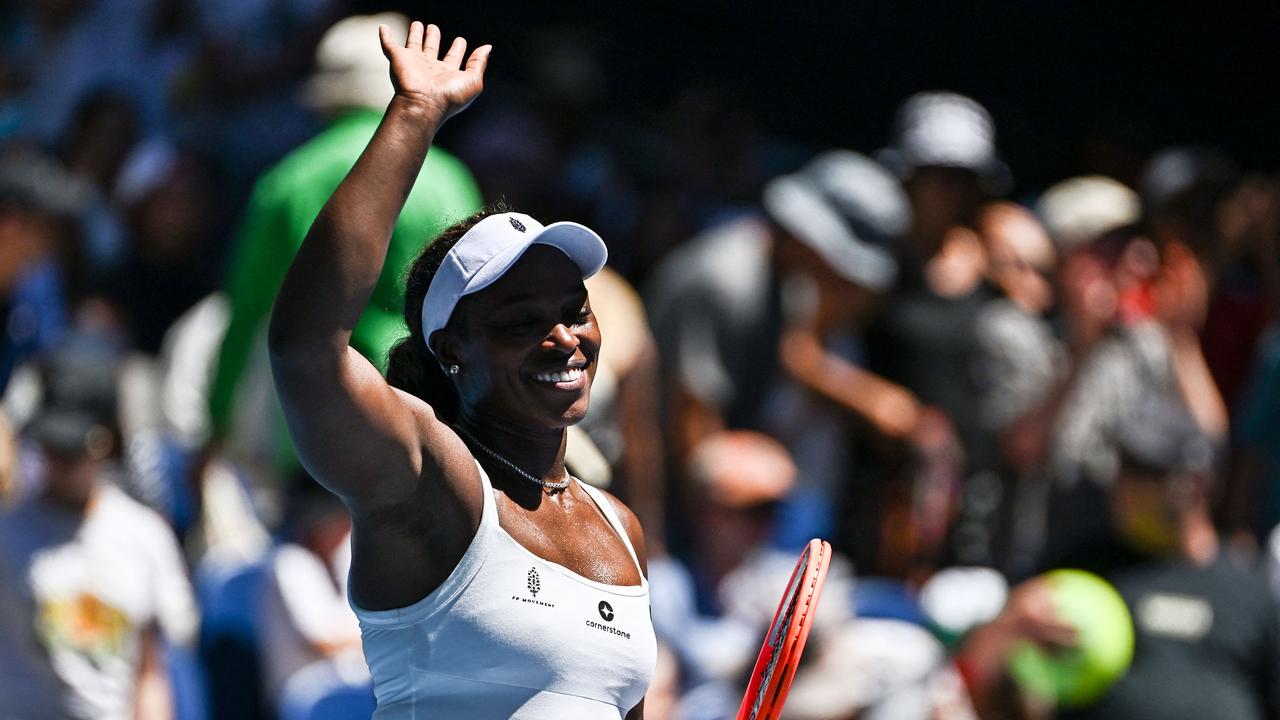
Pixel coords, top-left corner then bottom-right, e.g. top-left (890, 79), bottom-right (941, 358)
top-left (442, 36), bottom-right (468, 69)
top-left (423, 23), bottom-right (441, 58)
top-left (378, 24), bottom-right (395, 59)
top-left (466, 45), bottom-right (493, 76)
top-left (406, 20), bottom-right (424, 50)
top-left (389, 21), bottom-right (489, 76)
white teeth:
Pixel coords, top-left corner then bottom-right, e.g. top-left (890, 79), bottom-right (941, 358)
top-left (534, 368), bottom-right (583, 383)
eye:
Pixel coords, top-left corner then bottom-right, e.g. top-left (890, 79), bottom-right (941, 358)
top-left (565, 303), bottom-right (592, 326)
top-left (491, 312), bottom-right (547, 336)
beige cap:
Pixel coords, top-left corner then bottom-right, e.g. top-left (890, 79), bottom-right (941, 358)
top-left (1037, 175), bottom-right (1140, 252)
top-left (303, 13), bottom-right (408, 113)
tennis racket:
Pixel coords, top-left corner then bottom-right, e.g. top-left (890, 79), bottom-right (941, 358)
top-left (736, 538), bottom-right (833, 720)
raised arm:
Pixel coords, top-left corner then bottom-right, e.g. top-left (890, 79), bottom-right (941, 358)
top-left (268, 22), bottom-right (490, 504)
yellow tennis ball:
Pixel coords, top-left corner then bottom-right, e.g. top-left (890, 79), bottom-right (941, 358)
top-left (1007, 569), bottom-right (1135, 707)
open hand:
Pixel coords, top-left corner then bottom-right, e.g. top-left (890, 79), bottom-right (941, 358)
top-left (378, 21), bottom-right (491, 123)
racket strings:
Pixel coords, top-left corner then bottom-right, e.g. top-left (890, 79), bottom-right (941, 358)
top-left (750, 586), bottom-right (801, 717)
top-left (738, 540), bottom-right (831, 720)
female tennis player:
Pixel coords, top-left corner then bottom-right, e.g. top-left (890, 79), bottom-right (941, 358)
top-left (268, 21), bottom-right (655, 718)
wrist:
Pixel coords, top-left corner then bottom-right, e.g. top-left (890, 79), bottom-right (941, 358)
top-left (387, 93), bottom-right (449, 127)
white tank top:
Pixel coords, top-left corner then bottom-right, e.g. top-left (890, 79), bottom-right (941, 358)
top-left (350, 463), bottom-right (657, 719)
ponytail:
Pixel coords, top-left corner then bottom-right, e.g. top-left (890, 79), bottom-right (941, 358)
top-left (385, 200), bottom-right (512, 423)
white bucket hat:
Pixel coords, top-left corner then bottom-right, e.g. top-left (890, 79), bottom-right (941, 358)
top-left (877, 91), bottom-right (1011, 195)
top-left (761, 150), bottom-right (908, 292)
top-left (421, 212), bottom-right (608, 352)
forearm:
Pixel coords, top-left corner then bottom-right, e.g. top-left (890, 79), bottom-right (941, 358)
top-left (270, 97), bottom-right (445, 356)
top-left (779, 328), bottom-right (920, 439)
top-left (1169, 329), bottom-right (1229, 440)
top-left (133, 630), bottom-right (172, 720)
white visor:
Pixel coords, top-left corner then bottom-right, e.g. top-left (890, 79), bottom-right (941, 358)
top-left (420, 212), bottom-right (608, 354)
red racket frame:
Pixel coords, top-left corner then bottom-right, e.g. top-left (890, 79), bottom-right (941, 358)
top-left (736, 538), bottom-right (832, 720)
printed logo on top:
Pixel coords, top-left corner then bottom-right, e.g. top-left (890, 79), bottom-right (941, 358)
top-left (509, 217), bottom-right (527, 233)
top-left (586, 598), bottom-right (629, 640)
top-left (511, 566), bottom-right (554, 608)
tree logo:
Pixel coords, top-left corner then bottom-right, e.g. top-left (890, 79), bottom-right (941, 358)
top-left (527, 567), bottom-right (541, 597)
top-left (509, 217), bottom-right (527, 233)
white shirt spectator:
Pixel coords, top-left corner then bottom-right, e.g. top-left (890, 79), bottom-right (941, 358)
top-left (258, 535), bottom-right (363, 706)
top-left (0, 482), bottom-right (198, 720)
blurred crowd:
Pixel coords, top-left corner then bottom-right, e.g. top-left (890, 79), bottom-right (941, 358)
top-left (2, 4), bottom-right (1280, 720)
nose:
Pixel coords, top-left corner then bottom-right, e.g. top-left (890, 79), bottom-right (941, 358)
top-left (542, 323), bottom-right (579, 351)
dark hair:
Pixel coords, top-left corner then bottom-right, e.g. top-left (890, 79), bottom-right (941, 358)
top-left (386, 201), bottom-right (512, 423)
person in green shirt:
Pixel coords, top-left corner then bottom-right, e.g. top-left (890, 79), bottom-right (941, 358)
top-left (207, 13), bottom-right (482, 474)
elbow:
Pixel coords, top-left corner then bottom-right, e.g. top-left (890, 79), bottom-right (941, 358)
top-left (266, 303), bottom-right (330, 369)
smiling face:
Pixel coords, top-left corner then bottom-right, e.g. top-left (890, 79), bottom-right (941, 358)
top-left (434, 245), bottom-right (601, 432)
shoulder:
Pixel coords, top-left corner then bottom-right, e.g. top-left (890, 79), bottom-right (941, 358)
top-left (92, 485), bottom-right (187, 566)
top-left (250, 116), bottom-right (378, 202)
top-left (647, 218), bottom-right (770, 317)
top-left (96, 486), bottom-right (181, 543)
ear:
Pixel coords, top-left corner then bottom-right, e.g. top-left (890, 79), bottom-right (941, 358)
top-left (428, 329), bottom-right (463, 371)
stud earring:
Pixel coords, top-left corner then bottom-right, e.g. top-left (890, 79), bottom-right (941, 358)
top-left (448, 364), bottom-right (460, 376)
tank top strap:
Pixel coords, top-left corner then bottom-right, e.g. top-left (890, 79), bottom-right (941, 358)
top-left (473, 458), bottom-right (499, 533)
top-left (578, 482), bottom-right (644, 581)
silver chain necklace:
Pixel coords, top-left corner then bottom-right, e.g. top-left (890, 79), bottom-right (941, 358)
top-left (454, 425), bottom-right (571, 491)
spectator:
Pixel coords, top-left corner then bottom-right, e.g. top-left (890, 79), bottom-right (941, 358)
top-left (1037, 175), bottom-right (1141, 257)
top-left (961, 397), bottom-right (1280, 719)
top-left (0, 147), bottom-right (82, 393)
top-left (649, 431), bottom-right (854, 712)
top-left (0, 337), bottom-right (198, 720)
top-left (867, 92), bottom-right (1007, 564)
top-left (258, 482), bottom-right (364, 711)
top-left (971, 202), bottom-right (1062, 573)
top-left (1000, 224), bottom-right (1228, 570)
top-left (974, 202), bottom-right (1061, 436)
top-left (95, 138), bottom-right (220, 356)
top-left (646, 150), bottom-right (921, 549)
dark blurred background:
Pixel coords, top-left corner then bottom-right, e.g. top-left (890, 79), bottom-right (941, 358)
top-left (366, 0), bottom-right (1280, 187)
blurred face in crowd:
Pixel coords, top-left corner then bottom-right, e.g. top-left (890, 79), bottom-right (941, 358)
top-left (979, 203), bottom-right (1056, 315)
top-left (904, 166), bottom-right (985, 255)
top-left (38, 427), bottom-right (113, 511)
top-left (699, 499), bottom-right (779, 578)
top-left (0, 205), bottom-right (55, 294)
top-left (774, 231), bottom-right (881, 329)
top-left (690, 432), bottom-right (793, 577)
top-left (1058, 230), bottom-right (1161, 346)
top-left (131, 157), bottom-right (215, 266)
top-left (441, 245), bottom-right (601, 431)
top-left (1110, 467), bottom-right (1202, 558)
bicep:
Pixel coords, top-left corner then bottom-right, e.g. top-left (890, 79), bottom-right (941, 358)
top-left (271, 345), bottom-right (433, 504)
